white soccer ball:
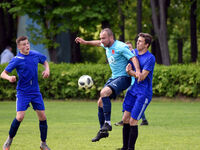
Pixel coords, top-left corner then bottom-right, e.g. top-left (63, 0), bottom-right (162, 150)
top-left (78, 75), bottom-right (94, 89)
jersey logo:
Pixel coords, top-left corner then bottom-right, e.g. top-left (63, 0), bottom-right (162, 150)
top-left (15, 56), bottom-right (24, 59)
top-left (112, 49), bottom-right (115, 54)
top-left (108, 56), bottom-right (115, 64)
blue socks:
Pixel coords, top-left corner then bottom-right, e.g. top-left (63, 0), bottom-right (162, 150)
top-left (102, 97), bottom-right (111, 121)
top-left (98, 107), bottom-right (105, 128)
top-left (39, 120), bottom-right (48, 142)
top-left (9, 118), bottom-right (21, 138)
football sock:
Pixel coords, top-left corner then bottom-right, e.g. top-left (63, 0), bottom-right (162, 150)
top-left (141, 113), bottom-right (146, 121)
top-left (122, 123), bottom-right (130, 149)
top-left (39, 120), bottom-right (48, 142)
top-left (105, 121), bottom-right (111, 125)
top-left (98, 107), bottom-right (105, 128)
top-left (9, 118), bottom-right (21, 138)
top-left (102, 97), bottom-right (111, 121)
top-left (128, 125), bottom-right (138, 150)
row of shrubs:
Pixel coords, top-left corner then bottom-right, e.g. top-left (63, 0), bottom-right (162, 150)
top-left (0, 63), bottom-right (200, 100)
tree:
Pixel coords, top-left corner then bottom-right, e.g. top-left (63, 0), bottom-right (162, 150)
top-left (150, 0), bottom-right (170, 65)
top-left (190, 0), bottom-right (198, 62)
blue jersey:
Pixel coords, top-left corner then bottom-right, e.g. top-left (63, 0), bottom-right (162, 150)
top-left (101, 40), bottom-right (135, 79)
top-left (130, 49), bottom-right (155, 98)
top-left (5, 50), bottom-right (46, 94)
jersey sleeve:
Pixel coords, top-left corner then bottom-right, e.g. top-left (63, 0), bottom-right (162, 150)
top-left (5, 57), bottom-right (17, 73)
top-left (34, 51), bottom-right (47, 64)
top-left (121, 45), bottom-right (136, 60)
top-left (143, 55), bottom-right (155, 72)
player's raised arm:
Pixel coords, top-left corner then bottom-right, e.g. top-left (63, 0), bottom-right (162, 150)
top-left (1, 70), bottom-right (16, 82)
top-left (42, 61), bottom-right (50, 78)
top-left (75, 37), bottom-right (101, 47)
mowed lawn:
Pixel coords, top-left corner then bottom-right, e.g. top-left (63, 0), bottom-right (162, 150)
top-left (0, 98), bottom-right (200, 150)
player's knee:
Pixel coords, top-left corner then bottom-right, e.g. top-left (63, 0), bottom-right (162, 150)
top-left (122, 115), bottom-right (130, 124)
top-left (16, 115), bottom-right (24, 122)
top-left (129, 118), bottom-right (138, 126)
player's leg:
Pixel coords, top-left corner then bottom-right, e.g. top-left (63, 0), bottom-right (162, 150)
top-left (128, 94), bottom-right (151, 150)
top-left (101, 76), bottom-right (131, 132)
top-left (36, 110), bottom-right (50, 150)
top-left (121, 90), bottom-right (135, 150)
top-left (92, 97), bottom-right (109, 142)
top-left (3, 94), bottom-right (29, 150)
top-left (32, 93), bottom-right (50, 150)
top-left (100, 86), bottom-right (113, 132)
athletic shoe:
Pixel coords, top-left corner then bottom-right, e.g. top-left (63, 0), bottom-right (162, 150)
top-left (101, 122), bottom-right (112, 131)
top-left (40, 142), bottom-right (51, 150)
top-left (140, 120), bottom-right (148, 125)
top-left (3, 136), bottom-right (13, 150)
top-left (114, 120), bottom-right (123, 126)
top-left (92, 130), bottom-right (109, 142)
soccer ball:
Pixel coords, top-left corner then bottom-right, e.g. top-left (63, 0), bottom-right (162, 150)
top-left (78, 75), bottom-right (94, 89)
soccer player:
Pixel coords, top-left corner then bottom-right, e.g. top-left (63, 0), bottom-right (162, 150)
top-left (121, 33), bottom-right (155, 150)
top-left (1, 36), bottom-right (51, 150)
top-left (75, 28), bottom-right (141, 142)
top-left (115, 41), bottom-right (149, 126)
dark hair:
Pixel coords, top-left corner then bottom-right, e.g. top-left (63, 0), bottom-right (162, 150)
top-left (101, 28), bottom-right (115, 40)
top-left (138, 33), bottom-right (152, 48)
top-left (16, 36), bottom-right (28, 45)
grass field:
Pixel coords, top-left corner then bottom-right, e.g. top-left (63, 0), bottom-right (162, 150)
top-left (0, 98), bottom-right (200, 150)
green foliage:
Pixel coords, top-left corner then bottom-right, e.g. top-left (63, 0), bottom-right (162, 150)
top-left (1, 63), bottom-right (200, 100)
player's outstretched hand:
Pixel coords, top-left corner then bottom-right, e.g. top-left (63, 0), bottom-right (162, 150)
top-left (75, 37), bottom-right (86, 44)
top-left (8, 76), bottom-right (16, 83)
top-left (42, 69), bottom-right (50, 78)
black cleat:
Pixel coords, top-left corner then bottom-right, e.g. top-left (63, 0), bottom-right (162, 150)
top-left (114, 120), bottom-right (123, 126)
top-left (92, 130), bottom-right (109, 142)
top-left (140, 120), bottom-right (149, 126)
top-left (101, 122), bottom-right (112, 131)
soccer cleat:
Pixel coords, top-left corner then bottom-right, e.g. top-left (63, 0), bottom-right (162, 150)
top-left (114, 120), bottom-right (123, 126)
top-left (101, 122), bottom-right (112, 131)
top-left (3, 136), bottom-right (13, 150)
top-left (40, 142), bottom-right (51, 150)
top-left (91, 130), bottom-right (109, 142)
top-left (140, 120), bottom-right (149, 126)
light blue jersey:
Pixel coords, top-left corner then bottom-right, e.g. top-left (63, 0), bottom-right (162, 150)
top-left (101, 40), bottom-right (135, 79)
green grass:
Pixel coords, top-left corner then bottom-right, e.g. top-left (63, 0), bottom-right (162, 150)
top-left (0, 98), bottom-right (200, 150)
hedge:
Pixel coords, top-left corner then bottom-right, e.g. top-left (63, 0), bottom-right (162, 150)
top-left (0, 63), bottom-right (200, 100)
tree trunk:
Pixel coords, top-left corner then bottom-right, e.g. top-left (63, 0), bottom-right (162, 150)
top-left (137, 0), bottom-right (142, 34)
top-left (0, 6), bottom-right (6, 53)
top-left (118, 0), bottom-right (125, 42)
top-left (70, 31), bottom-right (81, 63)
top-left (150, 0), bottom-right (170, 65)
top-left (101, 20), bottom-right (110, 29)
top-left (177, 38), bottom-right (183, 63)
top-left (190, 0), bottom-right (198, 62)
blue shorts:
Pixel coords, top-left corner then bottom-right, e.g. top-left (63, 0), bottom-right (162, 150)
top-left (16, 93), bottom-right (45, 111)
top-left (123, 90), bottom-right (151, 120)
top-left (105, 76), bottom-right (131, 99)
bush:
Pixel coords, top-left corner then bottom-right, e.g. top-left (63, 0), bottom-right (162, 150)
top-left (0, 63), bottom-right (200, 100)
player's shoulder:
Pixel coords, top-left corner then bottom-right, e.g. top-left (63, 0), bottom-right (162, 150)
top-left (146, 51), bottom-right (155, 62)
top-left (114, 40), bottom-right (129, 50)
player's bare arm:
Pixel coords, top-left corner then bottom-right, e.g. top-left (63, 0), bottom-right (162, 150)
top-left (130, 56), bottom-right (142, 81)
top-left (126, 64), bottom-right (149, 81)
top-left (42, 61), bottom-right (50, 78)
top-left (75, 37), bottom-right (101, 47)
top-left (1, 70), bottom-right (16, 82)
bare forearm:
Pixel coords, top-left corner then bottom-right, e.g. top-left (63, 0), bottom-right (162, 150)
top-left (43, 61), bottom-right (50, 72)
top-left (131, 57), bottom-right (140, 73)
top-left (1, 70), bottom-right (10, 80)
top-left (84, 40), bottom-right (101, 46)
